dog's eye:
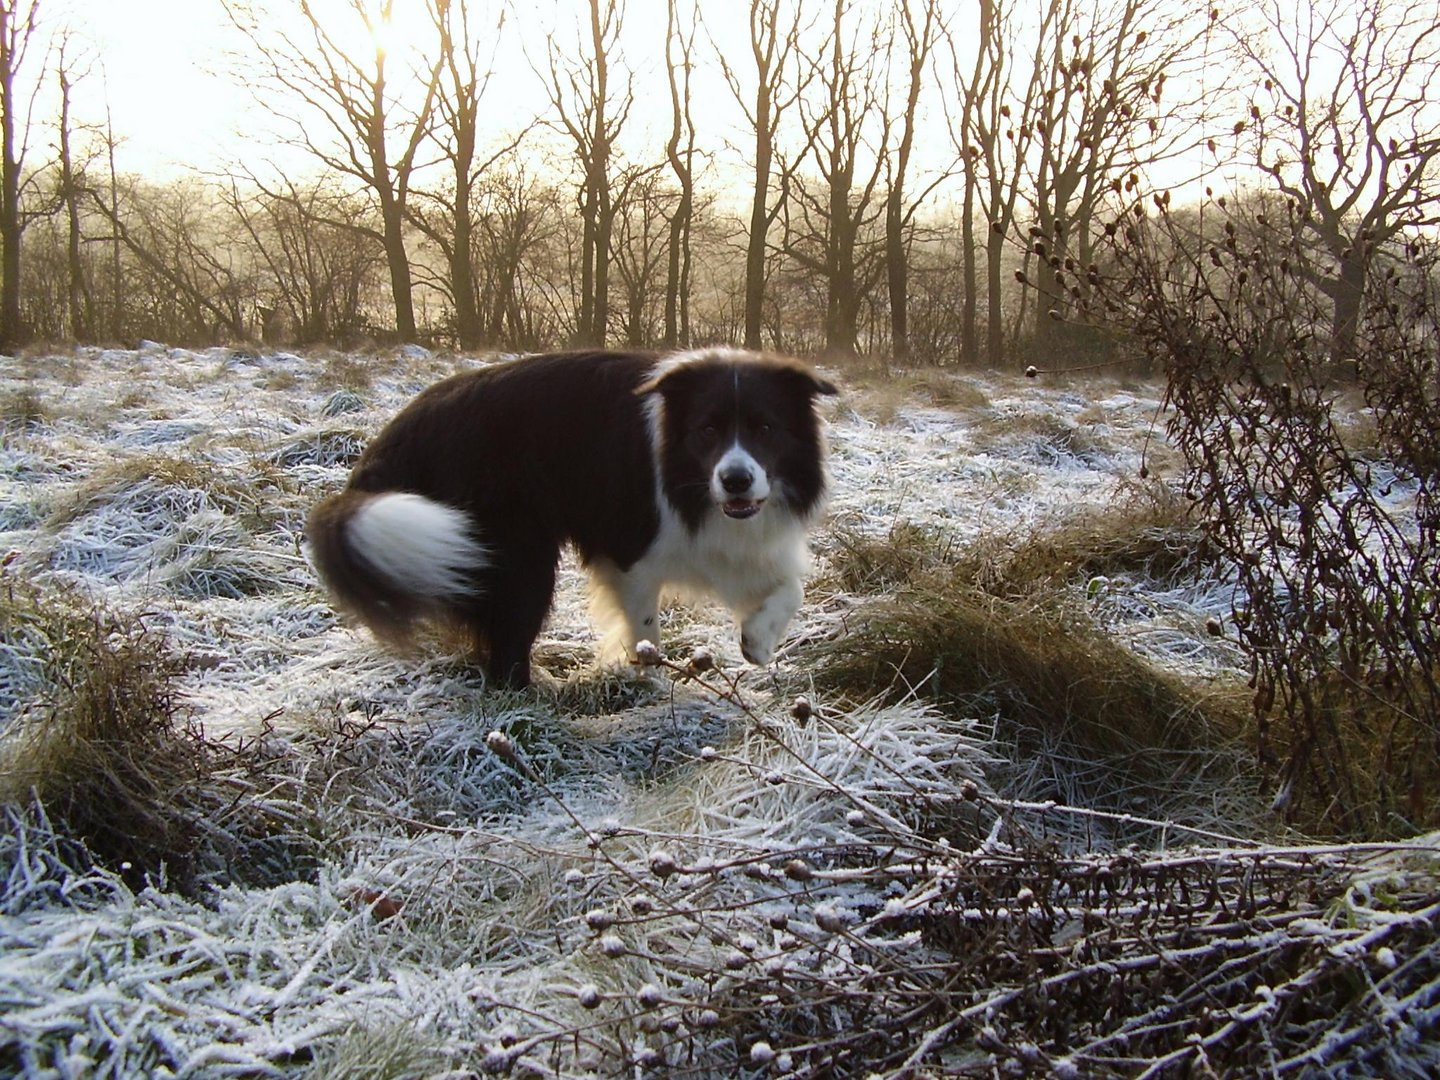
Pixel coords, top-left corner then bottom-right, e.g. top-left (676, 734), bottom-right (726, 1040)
top-left (701, 424), bottom-right (719, 440)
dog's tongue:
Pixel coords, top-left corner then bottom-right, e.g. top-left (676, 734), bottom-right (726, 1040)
top-left (723, 499), bottom-right (761, 519)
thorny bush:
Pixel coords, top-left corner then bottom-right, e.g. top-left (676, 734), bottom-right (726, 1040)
top-left (1032, 192), bottom-right (1440, 837)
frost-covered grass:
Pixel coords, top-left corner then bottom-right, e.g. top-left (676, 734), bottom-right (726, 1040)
top-left (0, 344), bottom-right (1436, 1077)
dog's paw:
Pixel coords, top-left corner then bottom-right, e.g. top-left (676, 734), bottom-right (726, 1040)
top-left (740, 628), bottom-right (778, 666)
top-left (740, 585), bottom-right (801, 667)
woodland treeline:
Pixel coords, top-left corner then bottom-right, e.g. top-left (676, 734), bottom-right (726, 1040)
top-left (0, 0), bottom-right (1437, 365)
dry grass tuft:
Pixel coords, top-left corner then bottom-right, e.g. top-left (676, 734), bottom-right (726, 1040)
top-left (969, 482), bottom-right (1209, 594)
top-left (0, 388), bottom-right (48, 431)
top-left (814, 509), bottom-right (1250, 813)
top-left (840, 366), bottom-right (993, 423)
top-left (0, 571), bottom-right (203, 889)
top-left (0, 571), bottom-right (326, 891)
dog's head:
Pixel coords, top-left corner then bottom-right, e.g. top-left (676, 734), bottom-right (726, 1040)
top-left (640, 350), bottom-right (837, 531)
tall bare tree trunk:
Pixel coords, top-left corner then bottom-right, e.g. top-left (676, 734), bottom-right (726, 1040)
top-left (663, 0), bottom-right (695, 349)
top-left (105, 105), bottom-right (123, 341)
top-left (733, 0), bottom-right (805, 352)
top-left (58, 62), bottom-right (90, 341)
top-left (885, 0), bottom-right (938, 365)
top-left (0, 1), bottom-right (35, 350)
top-left (546, 0), bottom-right (626, 346)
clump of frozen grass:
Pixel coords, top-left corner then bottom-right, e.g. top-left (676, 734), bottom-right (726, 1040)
top-left (267, 425), bottom-right (368, 469)
top-left (320, 387), bottom-right (368, 418)
top-left (0, 571), bottom-right (332, 892)
top-left (36, 451), bottom-right (307, 598)
top-left (47, 453), bottom-right (266, 529)
top-left (0, 569), bottom-right (204, 889)
top-left (0, 387), bottom-right (48, 431)
top-left (300, 1020), bottom-right (462, 1079)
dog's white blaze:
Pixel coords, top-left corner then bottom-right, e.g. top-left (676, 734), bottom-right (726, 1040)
top-left (348, 492), bottom-right (488, 597)
top-left (712, 442), bottom-right (771, 503)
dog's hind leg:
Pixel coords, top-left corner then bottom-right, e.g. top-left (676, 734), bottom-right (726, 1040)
top-left (472, 542), bottom-right (560, 689)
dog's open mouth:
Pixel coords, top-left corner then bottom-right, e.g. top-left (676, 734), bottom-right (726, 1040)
top-left (722, 498), bottom-right (764, 519)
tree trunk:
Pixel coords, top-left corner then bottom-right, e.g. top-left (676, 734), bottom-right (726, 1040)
top-left (960, 167), bottom-right (977, 365)
top-left (59, 67), bottom-right (90, 341)
top-left (744, 80), bottom-right (772, 351)
top-left (663, 0), bottom-right (693, 350)
top-left (448, 95), bottom-right (482, 348)
top-left (885, 186), bottom-right (909, 364)
top-left (1328, 252), bottom-right (1367, 364)
top-left (0, 6), bottom-right (23, 350)
top-left (380, 199), bottom-right (418, 341)
top-left (985, 226), bottom-right (1005, 366)
top-left (449, 195), bottom-right (481, 348)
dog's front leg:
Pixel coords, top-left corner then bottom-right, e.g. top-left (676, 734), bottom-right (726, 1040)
top-left (739, 578), bottom-right (803, 666)
top-left (589, 561), bottom-right (662, 664)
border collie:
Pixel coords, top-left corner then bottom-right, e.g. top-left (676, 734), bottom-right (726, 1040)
top-left (306, 348), bottom-right (837, 688)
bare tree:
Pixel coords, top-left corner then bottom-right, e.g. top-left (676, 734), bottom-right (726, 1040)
top-left (222, 0), bottom-right (440, 341)
top-left (612, 165), bottom-right (669, 346)
top-left (883, 0), bottom-right (943, 364)
top-left (225, 177), bottom-right (382, 343)
top-left (472, 163), bottom-right (564, 349)
top-left (91, 178), bottom-right (250, 342)
top-left (716, 0), bottom-right (814, 351)
top-left (55, 35), bottom-right (91, 340)
top-left (541, 0), bottom-right (631, 346)
top-left (946, 0), bottom-right (1035, 366)
top-left (406, 0), bottom-right (517, 350)
top-left (1019, 0), bottom-right (1210, 350)
top-left (786, 0), bottom-right (889, 360)
top-left (1228, 0), bottom-right (1440, 362)
top-left (0, 0), bottom-right (43, 348)
top-left (662, 0), bottom-right (697, 348)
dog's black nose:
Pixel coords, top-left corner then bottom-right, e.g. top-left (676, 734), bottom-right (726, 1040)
top-left (719, 466), bottom-right (754, 494)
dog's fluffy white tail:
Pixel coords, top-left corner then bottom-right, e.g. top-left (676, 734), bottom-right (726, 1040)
top-left (348, 492), bottom-right (488, 597)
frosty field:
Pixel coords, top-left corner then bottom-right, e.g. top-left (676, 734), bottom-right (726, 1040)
top-left (0, 345), bottom-right (1436, 1077)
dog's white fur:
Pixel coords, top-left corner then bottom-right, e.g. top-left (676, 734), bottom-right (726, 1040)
top-left (587, 498), bottom-right (811, 666)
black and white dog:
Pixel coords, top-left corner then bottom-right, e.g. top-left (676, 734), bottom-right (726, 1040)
top-left (306, 348), bottom-right (837, 688)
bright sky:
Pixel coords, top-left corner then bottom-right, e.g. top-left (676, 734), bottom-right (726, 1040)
top-left (58, 0), bottom-right (256, 176)
top-left (50, 0), bottom-right (722, 179)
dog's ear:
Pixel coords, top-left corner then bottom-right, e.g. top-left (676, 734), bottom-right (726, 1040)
top-left (634, 371), bottom-right (672, 397)
top-left (808, 372), bottom-right (839, 397)
top-left (635, 357), bottom-right (689, 397)
top-left (773, 359), bottom-right (838, 398)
